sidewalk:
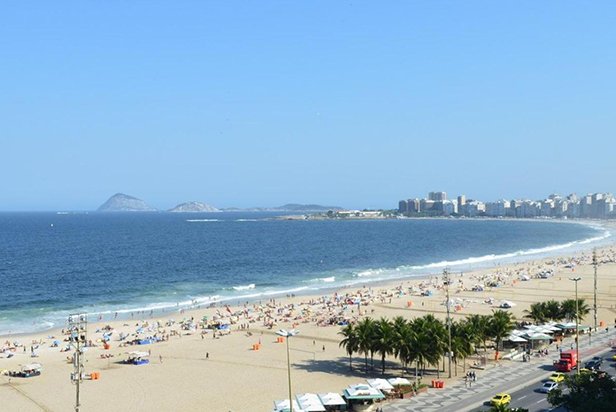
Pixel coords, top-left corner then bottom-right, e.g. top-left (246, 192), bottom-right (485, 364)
top-left (385, 328), bottom-right (616, 412)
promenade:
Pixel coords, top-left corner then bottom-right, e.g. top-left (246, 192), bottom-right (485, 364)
top-left (386, 327), bottom-right (616, 412)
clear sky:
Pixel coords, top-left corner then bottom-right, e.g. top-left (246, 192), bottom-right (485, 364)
top-left (1, 1), bottom-right (615, 211)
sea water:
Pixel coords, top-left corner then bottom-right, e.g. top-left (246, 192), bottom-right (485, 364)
top-left (0, 212), bottom-right (609, 334)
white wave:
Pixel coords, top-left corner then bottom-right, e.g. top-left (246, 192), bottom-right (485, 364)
top-left (235, 219), bottom-right (259, 222)
top-left (356, 269), bottom-right (384, 277)
top-left (186, 219), bottom-right (220, 222)
top-left (232, 284), bottom-right (256, 291)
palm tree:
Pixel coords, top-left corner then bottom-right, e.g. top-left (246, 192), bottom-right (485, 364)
top-left (544, 300), bottom-right (562, 321)
top-left (339, 323), bottom-right (359, 371)
top-left (466, 313), bottom-right (490, 355)
top-left (356, 317), bottom-right (375, 373)
top-left (450, 320), bottom-right (474, 376)
top-left (373, 317), bottom-right (396, 374)
top-left (488, 310), bottom-right (515, 361)
top-left (560, 299), bottom-right (590, 322)
top-left (392, 319), bottom-right (417, 376)
top-left (416, 314), bottom-right (447, 378)
top-left (524, 302), bottom-right (547, 324)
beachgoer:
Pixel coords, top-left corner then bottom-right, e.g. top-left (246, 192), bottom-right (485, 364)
top-left (322, 345), bottom-right (325, 351)
top-left (206, 352), bottom-right (209, 359)
top-left (159, 355), bottom-right (163, 363)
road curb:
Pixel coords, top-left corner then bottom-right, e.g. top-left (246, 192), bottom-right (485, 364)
top-left (460, 343), bottom-right (615, 412)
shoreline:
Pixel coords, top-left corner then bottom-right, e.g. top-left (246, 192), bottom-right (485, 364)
top-left (1, 219), bottom-right (613, 338)
top-left (2, 238), bottom-right (616, 411)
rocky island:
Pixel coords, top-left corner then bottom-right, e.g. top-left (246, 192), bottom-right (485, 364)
top-left (169, 201), bottom-right (220, 212)
top-left (97, 193), bottom-right (157, 212)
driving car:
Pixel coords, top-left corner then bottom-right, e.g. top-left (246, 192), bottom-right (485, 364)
top-left (549, 372), bottom-right (565, 383)
top-left (491, 393), bottom-right (512, 406)
top-left (539, 381), bottom-right (558, 393)
top-left (585, 356), bottom-right (603, 370)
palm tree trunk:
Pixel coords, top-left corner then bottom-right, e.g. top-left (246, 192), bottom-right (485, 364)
top-left (381, 354), bottom-right (386, 375)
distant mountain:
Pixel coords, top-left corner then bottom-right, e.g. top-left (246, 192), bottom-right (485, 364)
top-left (169, 201), bottom-right (220, 213)
top-left (97, 193), bottom-right (157, 212)
top-left (221, 204), bottom-right (343, 212)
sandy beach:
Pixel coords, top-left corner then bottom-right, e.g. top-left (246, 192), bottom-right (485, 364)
top-left (2, 230), bottom-right (616, 412)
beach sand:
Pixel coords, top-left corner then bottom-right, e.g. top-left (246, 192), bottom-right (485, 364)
top-left (2, 240), bottom-right (616, 411)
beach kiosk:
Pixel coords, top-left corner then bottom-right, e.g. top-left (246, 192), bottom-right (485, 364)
top-left (367, 378), bottom-right (394, 393)
top-left (342, 384), bottom-right (385, 411)
top-left (273, 399), bottom-right (305, 412)
top-left (317, 393), bottom-right (347, 411)
top-left (296, 393), bottom-right (326, 412)
top-left (125, 351), bottom-right (150, 365)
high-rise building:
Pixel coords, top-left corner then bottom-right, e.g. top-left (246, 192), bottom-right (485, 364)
top-left (428, 191), bottom-right (447, 202)
top-left (398, 200), bottom-right (409, 214)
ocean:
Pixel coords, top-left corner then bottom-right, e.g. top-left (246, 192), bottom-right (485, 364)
top-left (0, 212), bottom-right (610, 335)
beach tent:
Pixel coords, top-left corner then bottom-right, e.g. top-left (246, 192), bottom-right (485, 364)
top-left (525, 333), bottom-right (552, 341)
top-left (274, 399), bottom-right (305, 412)
top-left (388, 377), bottom-right (411, 386)
top-left (296, 393), bottom-right (326, 412)
top-left (317, 392), bottom-right (346, 408)
top-left (505, 335), bottom-right (528, 343)
top-left (343, 384), bottom-right (385, 400)
top-left (367, 378), bottom-right (394, 393)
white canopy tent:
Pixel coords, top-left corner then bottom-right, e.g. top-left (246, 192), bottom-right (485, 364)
top-left (273, 399), bottom-right (305, 412)
top-left (367, 378), bottom-right (394, 392)
top-left (296, 393), bottom-right (326, 412)
top-left (317, 392), bottom-right (346, 407)
top-left (388, 377), bottom-right (411, 386)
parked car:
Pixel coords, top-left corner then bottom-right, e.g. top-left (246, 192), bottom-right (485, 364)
top-left (539, 381), bottom-right (558, 393)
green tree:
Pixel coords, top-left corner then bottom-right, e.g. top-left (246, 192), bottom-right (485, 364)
top-left (560, 299), bottom-right (591, 322)
top-left (450, 320), bottom-right (474, 376)
top-left (339, 323), bottom-right (359, 371)
top-left (466, 313), bottom-right (491, 355)
top-left (544, 300), bottom-right (562, 321)
top-left (548, 372), bottom-right (616, 411)
top-left (373, 317), bottom-right (396, 374)
top-left (524, 302), bottom-right (547, 324)
top-left (488, 310), bottom-right (515, 361)
top-left (356, 317), bottom-right (376, 372)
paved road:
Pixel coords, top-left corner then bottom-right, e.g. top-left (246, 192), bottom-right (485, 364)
top-left (385, 327), bottom-right (616, 412)
top-left (470, 336), bottom-right (616, 412)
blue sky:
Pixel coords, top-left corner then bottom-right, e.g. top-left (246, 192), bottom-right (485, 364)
top-left (1, 1), bottom-right (615, 210)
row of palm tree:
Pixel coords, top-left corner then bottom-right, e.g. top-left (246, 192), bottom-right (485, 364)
top-left (523, 299), bottom-right (590, 324)
top-left (339, 310), bottom-right (515, 377)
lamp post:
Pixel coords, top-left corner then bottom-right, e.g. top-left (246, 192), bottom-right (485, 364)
top-left (569, 277), bottom-right (581, 375)
top-left (443, 268), bottom-right (452, 378)
top-left (592, 250), bottom-right (598, 334)
top-left (276, 329), bottom-right (299, 412)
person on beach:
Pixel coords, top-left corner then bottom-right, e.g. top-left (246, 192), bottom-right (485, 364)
top-left (159, 355), bottom-right (163, 364)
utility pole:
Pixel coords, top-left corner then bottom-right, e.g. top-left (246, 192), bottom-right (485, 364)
top-left (569, 278), bottom-right (581, 375)
top-left (68, 314), bottom-right (87, 412)
top-left (444, 268), bottom-right (452, 378)
top-left (593, 249), bottom-right (598, 333)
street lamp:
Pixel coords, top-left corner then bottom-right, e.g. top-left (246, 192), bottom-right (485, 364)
top-left (443, 268), bottom-right (452, 378)
top-left (276, 329), bottom-right (299, 412)
top-left (569, 277), bottom-right (581, 375)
